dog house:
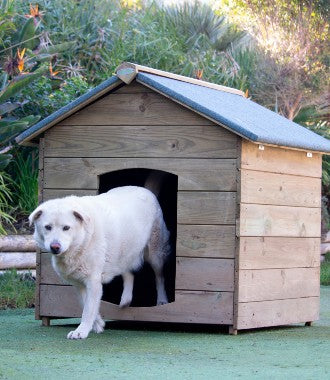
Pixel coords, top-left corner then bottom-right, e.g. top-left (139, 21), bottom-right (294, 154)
top-left (16, 63), bottom-right (330, 334)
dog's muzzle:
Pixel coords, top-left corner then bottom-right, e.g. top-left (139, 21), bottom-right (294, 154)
top-left (50, 242), bottom-right (61, 255)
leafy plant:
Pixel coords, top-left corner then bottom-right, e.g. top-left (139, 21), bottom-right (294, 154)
top-left (0, 171), bottom-right (14, 235)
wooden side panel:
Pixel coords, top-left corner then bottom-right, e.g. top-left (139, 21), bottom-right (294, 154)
top-left (177, 225), bottom-right (235, 258)
top-left (238, 267), bottom-right (320, 302)
top-left (56, 92), bottom-right (214, 126)
top-left (241, 140), bottom-right (322, 178)
top-left (237, 297), bottom-right (319, 330)
top-left (241, 170), bottom-right (321, 207)
top-left (239, 204), bottom-right (321, 237)
top-left (40, 285), bottom-right (234, 324)
top-left (43, 158), bottom-right (237, 191)
top-left (43, 189), bottom-right (97, 201)
top-left (44, 125), bottom-right (237, 158)
top-left (239, 237), bottom-right (320, 269)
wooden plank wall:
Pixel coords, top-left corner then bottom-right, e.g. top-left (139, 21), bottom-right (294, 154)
top-left (236, 141), bottom-right (321, 330)
top-left (38, 81), bottom-right (238, 325)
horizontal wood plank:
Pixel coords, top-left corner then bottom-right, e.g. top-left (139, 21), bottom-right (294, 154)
top-left (114, 82), bottom-right (154, 93)
top-left (177, 225), bottom-right (235, 258)
top-left (238, 267), bottom-right (320, 302)
top-left (57, 92), bottom-right (213, 126)
top-left (40, 285), bottom-right (233, 324)
top-left (0, 252), bottom-right (36, 270)
top-left (176, 257), bottom-right (234, 291)
top-left (241, 140), bottom-right (322, 178)
top-left (43, 189), bottom-right (97, 202)
top-left (178, 192), bottom-right (236, 225)
top-left (44, 124), bottom-right (237, 158)
top-left (240, 170), bottom-right (321, 207)
top-left (239, 204), bottom-right (321, 237)
top-left (43, 158), bottom-right (237, 191)
top-left (237, 296), bottom-right (319, 330)
top-left (239, 237), bottom-right (320, 269)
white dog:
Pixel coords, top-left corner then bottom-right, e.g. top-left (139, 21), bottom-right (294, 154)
top-left (29, 186), bottom-right (170, 339)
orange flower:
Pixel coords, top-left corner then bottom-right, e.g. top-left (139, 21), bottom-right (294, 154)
top-left (17, 48), bottom-right (26, 73)
top-left (25, 4), bottom-right (44, 19)
top-left (195, 69), bottom-right (203, 80)
top-left (245, 89), bottom-right (249, 98)
top-left (49, 63), bottom-right (60, 77)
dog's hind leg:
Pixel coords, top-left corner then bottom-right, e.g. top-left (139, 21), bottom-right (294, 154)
top-left (119, 272), bottom-right (134, 308)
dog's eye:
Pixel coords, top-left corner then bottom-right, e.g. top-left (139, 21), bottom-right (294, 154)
top-left (45, 225), bottom-right (52, 231)
top-left (63, 226), bottom-right (70, 231)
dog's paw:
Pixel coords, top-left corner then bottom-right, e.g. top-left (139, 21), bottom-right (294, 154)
top-left (119, 296), bottom-right (132, 308)
top-left (67, 328), bottom-right (89, 340)
top-left (156, 298), bottom-right (168, 306)
top-left (92, 318), bottom-right (105, 334)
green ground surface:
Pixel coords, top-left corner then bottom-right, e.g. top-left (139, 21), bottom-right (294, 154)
top-left (0, 288), bottom-right (329, 380)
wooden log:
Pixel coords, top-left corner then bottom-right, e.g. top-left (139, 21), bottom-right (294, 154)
top-left (0, 252), bottom-right (36, 269)
top-left (0, 235), bottom-right (36, 252)
top-left (241, 140), bottom-right (322, 178)
top-left (236, 296), bottom-right (319, 330)
top-left (44, 124), bottom-right (237, 159)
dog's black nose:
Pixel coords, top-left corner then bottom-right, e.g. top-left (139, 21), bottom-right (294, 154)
top-left (50, 243), bottom-right (61, 254)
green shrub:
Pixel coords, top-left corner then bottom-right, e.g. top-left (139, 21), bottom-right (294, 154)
top-left (321, 252), bottom-right (330, 286)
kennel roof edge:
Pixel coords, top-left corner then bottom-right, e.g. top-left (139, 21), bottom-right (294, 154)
top-left (15, 62), bottom-right (330, 153)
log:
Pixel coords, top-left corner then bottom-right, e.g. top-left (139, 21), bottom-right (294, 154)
top-left (0, 235), bottom-right (36, 252)
top-left (0, 252), bottom-right (36, 269)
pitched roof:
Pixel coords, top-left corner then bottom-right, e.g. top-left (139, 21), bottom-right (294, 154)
top-left (16, 62), bottom-right (330, 153)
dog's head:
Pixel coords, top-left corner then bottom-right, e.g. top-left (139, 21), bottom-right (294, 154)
top-left (29, 198), bottom-right (90, 256)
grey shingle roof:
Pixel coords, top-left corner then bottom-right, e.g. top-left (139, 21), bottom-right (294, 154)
top-left (16, 66), bottom-right (330, 153)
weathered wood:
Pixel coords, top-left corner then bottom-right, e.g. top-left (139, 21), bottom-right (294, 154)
top-left (177, 225), bottom-right (235, 258)
top-left (237, 296), bottom-right (319, 330)
top-left (43, 189), bottom-right (97, 202)
top-left (0, 252), bottom-right (36, 269)
top-left (0, 235), bottom-right (36, 252)
top-left (178, 192), bottom-right (236, 225)
top-left (115, 82), bottom-right (154, 93)
top-left (240, 170), bottom-right (321, 207)
top-left (239, 204), bottom-right (321, 237)
top-left (176, 258), bottom-right (234, 291)
top-left (40, 285), bottom-right (234, 324)
top-left (43, 158), bottom-right (237, 191)
top-left (44, 124), bottom-right (237, 158)
top-left (238, 267), bottom-right (320, 302)
top-left (239, 237), bottom-right (320, 269)
top-left (41, 317), bottom-right (51, 327)
top-left (40, 253), bottom-right (235, 291)
top-left (56, 92), bottom-right (214, 126)
top-left (241, 140), bottom-right (322, 178)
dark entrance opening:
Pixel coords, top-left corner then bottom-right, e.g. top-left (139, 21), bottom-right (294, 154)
top-left (98, 168), bottom-right (177, 307)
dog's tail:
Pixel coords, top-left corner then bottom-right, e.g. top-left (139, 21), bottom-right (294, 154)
top-left (144, 171), bottom-right (167, 198)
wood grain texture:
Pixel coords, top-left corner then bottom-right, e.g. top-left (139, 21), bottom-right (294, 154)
top-left (238, 267), bottom-right (320, 302)
top-left (239, 204), bottom-right (321, 237)
top-left (114, 82), bottom-right (153, 93)
top-left (177, 225), bottom-right (235, 258)
top-left (176, 257), bottom-right (234, 291)
top-left (39, 285), bottom-right (234, 324)
top-left (0, 252), bottom-right (36, 270)
top-left (237, 296), bottom-right (319, 330)
top-left (43, 157), bottom-right (237, 191)
top-left (240, 170), bottom-right (321, 207)
top-left (41, 253), bottom-right (234, 292)
top-left (178, 192), bottom-right (236, 225)
top-left (239, 237), bottom-right (320, 269)
top-left (44, 124), bottom-right (237, 158)
top-left (43, 189), bottom-right (97, 201)
top-left (56, 92), bottom-right (213, 126)
top-left (241, 140), bottom-right (322, 178)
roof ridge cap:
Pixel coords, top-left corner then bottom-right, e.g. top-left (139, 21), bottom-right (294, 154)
top-left (116, 62), bottom-right (245, 97)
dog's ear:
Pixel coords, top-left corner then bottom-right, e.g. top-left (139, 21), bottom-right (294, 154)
top-left (29, 209), bottom-right (43, 226)
top-left (73, 211), bottom-right (85, 223)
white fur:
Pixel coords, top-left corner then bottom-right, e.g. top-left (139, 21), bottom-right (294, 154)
top-left (30, 186), bottom-right (170, 339)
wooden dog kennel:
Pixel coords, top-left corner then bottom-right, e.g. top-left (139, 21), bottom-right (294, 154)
top-left (16, 63), bottom-right (330, 334)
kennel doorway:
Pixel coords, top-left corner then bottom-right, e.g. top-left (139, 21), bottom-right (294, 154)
top-left (98, 168), bottom-right (177, 307)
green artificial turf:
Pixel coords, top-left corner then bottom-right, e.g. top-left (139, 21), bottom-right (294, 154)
top-left (0, 287), bottom-right (329, 379)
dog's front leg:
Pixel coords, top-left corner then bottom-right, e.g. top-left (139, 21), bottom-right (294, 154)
top-left (67, 279), bottom-right (102, 340)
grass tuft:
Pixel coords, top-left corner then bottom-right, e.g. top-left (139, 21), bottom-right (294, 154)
top-left (321, 252), bottom-right (330, 286)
